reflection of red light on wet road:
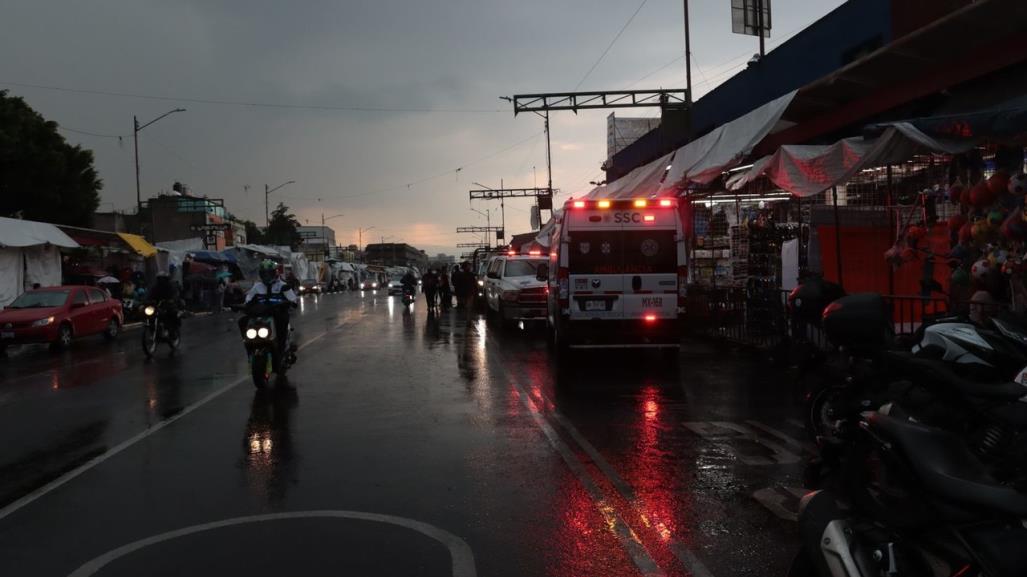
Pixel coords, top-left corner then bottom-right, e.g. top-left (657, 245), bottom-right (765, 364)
top-left (643, 400), bottom-right (658, 421)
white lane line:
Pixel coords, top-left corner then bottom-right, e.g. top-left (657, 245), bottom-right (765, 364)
top-left (67, 510), bottom-right (476, 577)
top-left (547, 409), bottom-right (715, 577)
top-left (509, 377), bottom-right (665, 577)
top-left (744, 420), bottom-right (816, 455)
top-left (0, 326), bottom-right (337, 523)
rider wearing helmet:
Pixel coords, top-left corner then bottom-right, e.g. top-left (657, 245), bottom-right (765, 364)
top-left (147, 270), bottom-right (183, 332)
top-left (239, 260), bottom-right (299, 353)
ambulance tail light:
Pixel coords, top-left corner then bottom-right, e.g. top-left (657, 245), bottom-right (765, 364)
top-left (644, 314), bottom-right (657, 323)
top-left (557, 267), bottom-right (569, 307)
top-left (659, 199), bottom-right (673, 207)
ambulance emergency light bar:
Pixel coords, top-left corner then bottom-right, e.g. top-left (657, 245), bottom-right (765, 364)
top-left (569, 198), bottom-right (675, 209)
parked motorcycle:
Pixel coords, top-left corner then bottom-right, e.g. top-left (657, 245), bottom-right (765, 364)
top-left (238, 294), bottom-right (297, 389)
top-left (791, 410), bottom-right (1027, 577)
top-left (141, 301), bottom-right (181, 358)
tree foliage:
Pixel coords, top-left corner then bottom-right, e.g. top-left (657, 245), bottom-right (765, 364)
top-left (265, 202), bottom-right (302, 250)
top-left (242, 219), bottom-right (264, 244)
top-left (0, 90), bottom-right (102, 226)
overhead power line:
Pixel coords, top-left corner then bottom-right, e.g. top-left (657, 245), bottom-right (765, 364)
top-left (574, 0), bottom-right (649, 91)
top-left (0, 80), bottom-right (505, 114)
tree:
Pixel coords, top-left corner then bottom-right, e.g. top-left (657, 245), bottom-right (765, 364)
top-left (242, 219), bottom-right (264, 244)
top-left (265, 202), bottom-right (302, 250)
top-left (0, 90), bottom-right (102, 226)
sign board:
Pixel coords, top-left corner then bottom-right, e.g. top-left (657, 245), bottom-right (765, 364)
top-left (496, 228), bottom-right (505, 241)
top-left (731, 0), bottom-right (771, 38)
top-left (538, 193), bottom-right (553, 211)
top-left (531, 206), bottom-right (541, 230)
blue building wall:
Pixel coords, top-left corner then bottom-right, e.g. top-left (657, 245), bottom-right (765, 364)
top-left (609, 0), bottom-right (893, 181)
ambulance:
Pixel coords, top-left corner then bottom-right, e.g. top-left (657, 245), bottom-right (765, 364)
top-left (542, 197), bottom-right (686, 350)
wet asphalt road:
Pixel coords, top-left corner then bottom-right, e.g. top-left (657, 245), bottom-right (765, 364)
top-left (0, 292), bottom-right (809, 577)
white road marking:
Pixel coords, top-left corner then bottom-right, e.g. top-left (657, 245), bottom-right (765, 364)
top-left (744, 420), bottom-right (816, 455)
top-left (66, 510), bottom-right (476, 577)
top-left (683, 421), bottom-right (801, 466)
top-left (0, 326), bottom-right (337, 523)
top-left (751, 487), bottom-right (807, 522)
top-left (509, 377), bottom-right (666, 577)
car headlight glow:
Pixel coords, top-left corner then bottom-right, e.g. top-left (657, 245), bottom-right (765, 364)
top-left (257, 327), bottom-right (270, 339)
top-left (31, 316), bottom-right (55, 327)
top-left (372, 283), bottom-right (378, 288)
top-left (477, 280), bottom-right (485, 287)
top-left (245, 328), bottom-right (258, 339)
top-left (143, 305), bottom-right (156, 316)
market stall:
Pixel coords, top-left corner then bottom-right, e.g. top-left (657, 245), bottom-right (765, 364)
top-left (0, 217), bottom-right (79, 307)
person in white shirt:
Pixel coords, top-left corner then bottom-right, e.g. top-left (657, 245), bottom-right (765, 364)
top-left (239, 260), bottom-right (298, 354)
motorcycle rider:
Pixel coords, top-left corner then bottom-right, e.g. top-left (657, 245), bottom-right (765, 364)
top-left (400, 269), bottom-right (418, 297)
top-left (239, 260), bottom-right (299, 355)
top-left (146, 271), bottom-right (182, 333)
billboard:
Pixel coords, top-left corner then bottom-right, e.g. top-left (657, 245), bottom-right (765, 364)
top-left (731, 0), bottom-right (771, 38)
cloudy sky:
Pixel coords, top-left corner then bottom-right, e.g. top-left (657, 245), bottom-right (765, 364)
top-left (2, 0), bottom-right (844, 254)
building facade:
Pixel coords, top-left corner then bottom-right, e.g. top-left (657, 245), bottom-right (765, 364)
top-left (364, 243), bottom-right (428, 269)
top-left (297, 226), bottom-right (337, 262)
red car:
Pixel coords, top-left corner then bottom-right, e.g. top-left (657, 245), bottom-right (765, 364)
top-left (0, 286), bottom-right (123, 351)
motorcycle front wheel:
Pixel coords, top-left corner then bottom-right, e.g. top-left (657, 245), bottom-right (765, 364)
top-left (167, 327), bottom-right (181, 352)
top-left (251, 350), bottom-right (272, 389)
top-left (142, 324), bottom-right (158, 358)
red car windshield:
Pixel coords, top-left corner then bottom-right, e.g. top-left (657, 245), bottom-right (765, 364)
top-left (7, 290), bottom-right (71, 309)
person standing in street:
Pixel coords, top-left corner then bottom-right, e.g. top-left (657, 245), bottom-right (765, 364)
top-left (438, 268), bottom-right (451, 309)
top-left (452, 264), bottom-right (466, 308)
top-left (422, 269), bottom-right (438, 310)
top-left (460, 262), bottom-right (476, 309)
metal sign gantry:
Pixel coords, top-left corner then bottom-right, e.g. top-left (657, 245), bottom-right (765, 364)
top-left (511, 89), bottom-right (689, 115)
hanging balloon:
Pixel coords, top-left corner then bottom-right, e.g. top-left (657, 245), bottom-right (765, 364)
top-left (972, 220), bottom-right (991, 243)
top-left (988, 209), bottom-right (1006, 226)
top-left (948, 213), bottom-right (967, 232)
top-left (948, 183), bottom-right (965, 204)
top-left (901, 247), bottom-right (917, 262)
top-left (950, 244), bottom-right (969, 261)
top-left (989, 249), bottom-right (1009, 267)
top-left (971, 181), bottom-right (997, 208)
top-left (951, 267), bottom-right (970, 287)
top-left (971, 258), bottom-right (993, 282)
top-left (906, 225), bottom-right (927, 241)
top-left (988, 171), bottom-right (1010, 196)
top-left (959, 222), bottom-right (973, 244)
top-left (1008, 173), bottom-right (1027, 196)
top-left (1003, 209), bottom-right (1027, 241)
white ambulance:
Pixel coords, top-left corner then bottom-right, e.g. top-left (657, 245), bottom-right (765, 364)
top-left (542, 197), bottom-right (686, 350)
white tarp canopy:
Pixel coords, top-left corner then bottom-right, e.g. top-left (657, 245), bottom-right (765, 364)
top-left (237, 243), bottom-right (282, 258)
top-left (659, 90), bottom-right (797, 192)
top-left (0, 217), bottom-right (78, 306)
top-left (0, 216), bottom-right (78, 248)
top-left (533, 209), bottom-right (562, 248)
top-left (155, 238), bottom-right (204, 252)
top-left (587, 152), bottom-right (675, 200)
top-left (726, 123), bottom-right (974, 197)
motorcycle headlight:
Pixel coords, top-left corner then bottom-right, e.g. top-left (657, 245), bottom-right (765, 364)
top-left (245, 328), bottom-right (258, 339)
top-left (477, 280), bottom-right (485, 287)
top-left (143, 305), bottom-right (156, 316)
top-left (257, 327), bottom-right (270, 339)
top-left (372, 283), bottom-right (379, 288)
top-left (31, 316), bottom-right (55, 327)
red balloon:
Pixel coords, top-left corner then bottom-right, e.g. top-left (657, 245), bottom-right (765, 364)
top-left (948, 213), bottom-right (967, 232)
top-left (901, 247), bottom-right (917, 261)
top-left (907, 225), bottom-right (927, 241)
top-left (989, 171), bottom-right (1010, 196)
top-left (970, 181), bottom-right (997, 207)
top-left (948, 183), bottom-right (965, 204)
top-left (959, 222), bottom-right (973, 244)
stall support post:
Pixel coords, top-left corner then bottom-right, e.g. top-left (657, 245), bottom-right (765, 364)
top-left (886, 165), bottom-right (895, 295)
top-left (832, 186), bottom-right (844, 289)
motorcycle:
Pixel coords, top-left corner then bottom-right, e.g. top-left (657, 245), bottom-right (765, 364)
top-left (792, 410), bottom-right (1027, 577)
top-left (238, 294), bottom-right (297, 389)
top-left (141, 301), bottom-right (181, 358)
top-left (401, 285), bottom-right (416, 306)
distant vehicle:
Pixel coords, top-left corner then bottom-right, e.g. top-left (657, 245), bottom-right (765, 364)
top-left (542, 197), bottom-right (685, 352)
top-left (0, 286), bottom-right (124, 351)
top-left (386, 279), bottom-right (405, 296)
top-left (298, 279), bottom-right (322, 295)
top-left (483, 254), bottom-right (548, 327)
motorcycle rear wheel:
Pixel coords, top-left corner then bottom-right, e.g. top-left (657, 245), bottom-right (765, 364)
top-left (251, 351), bottom-right (271, 389)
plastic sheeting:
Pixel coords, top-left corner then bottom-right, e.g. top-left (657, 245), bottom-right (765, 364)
top-left (0, 249), bottom-right (24, 307)
top-left (588, 152), bottom-right (675, 200)
top-left (0, 216), bottom-right (78, 248)
top-left (727, 124), bottom-right (974, 197)
top-left (660, 90), bottom-right (797, 191)
top-left (23, 245), bottom-right (62, 290)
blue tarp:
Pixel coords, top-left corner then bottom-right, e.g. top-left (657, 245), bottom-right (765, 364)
top-left (188, 250), bottom-right (229, 263)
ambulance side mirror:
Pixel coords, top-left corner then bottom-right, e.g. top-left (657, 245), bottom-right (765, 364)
top-left (536, 264), bottom-right (549, 282)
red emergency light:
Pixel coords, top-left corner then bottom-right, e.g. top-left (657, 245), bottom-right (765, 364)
top-left (643, 215), bottom-right (656, 223)
top-left (528, 250), bottom-right (541, 256)
top-left (644, 314), bottom-right (657, 323)
top-left (634, 199), bottom-right (647, 208)
top-left (573, 200), bottom-right (586, 209)
top-left (659, 199), bottom-right (673, 207)
top-left (597, 200), bottom-right (611, 209)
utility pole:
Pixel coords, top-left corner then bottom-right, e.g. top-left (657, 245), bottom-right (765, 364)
top-left (757, 0), bottom-right (766, 58)
top-left (264, 180), bottom-right (296, 228)
top-left (133, 108), bottom-right (186, 217)
top-left (683, 0), bottom-right (692, 103)
top-left (357, 226), bottom-right (374, 263)
top-left (321, 213), bottom-right (344, 260)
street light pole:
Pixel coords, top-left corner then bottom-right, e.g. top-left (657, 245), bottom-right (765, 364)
top-left (358, 226), bottom-right (375, 263)
top-left (264, 180), bottom-right (296, 228)
top-left (321, 213), bottom-right (344, 259)
top-left (470, 207), bottom-right (492, 246)
top-left (133, 108), bottom-right (186, 216)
